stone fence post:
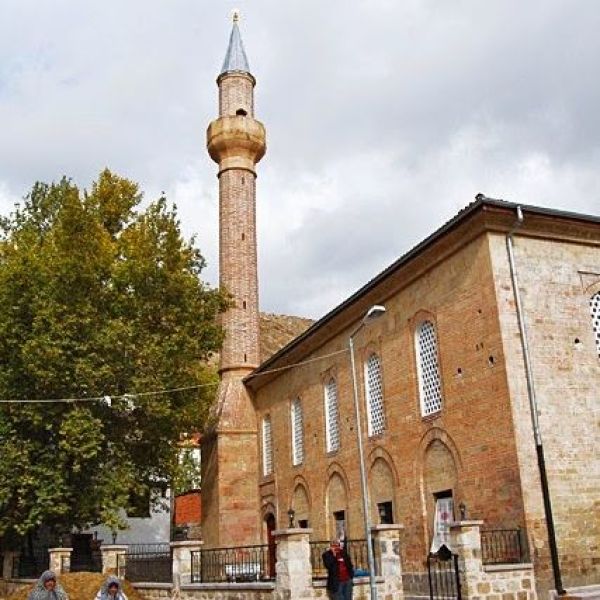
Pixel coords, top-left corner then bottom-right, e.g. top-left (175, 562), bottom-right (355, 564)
top-left (171, 540), bottom-right (203, 589)
top-left (48, 547), bottom-right (72, 575)
top-left (449, 520), bottom-right (485, 599)
top-left (2, 550), bottom-right (19, 579)
top-left (371, 524), bottom-right (404, 600)
top-left (273, 528), bottom-right (313, 600)
top-left (100, 545), bottom-right (127, 576)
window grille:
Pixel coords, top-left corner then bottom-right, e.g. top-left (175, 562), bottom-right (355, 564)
top-left (591, 292), bottom-right (600, 358)
top-left (262, 416), bottom-right (273, 476)
top-left (417, 320), bottom-right (443, 415)
top-left (324, 378), bottom-right (340, 452)
top-left (291, 398), bottom-right (304, 465)
top-left (365, 353), bottom-right (385, 436)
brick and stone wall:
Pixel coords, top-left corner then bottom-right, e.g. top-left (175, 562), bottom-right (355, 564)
top-left (253, 233), bottom-right (526, 569)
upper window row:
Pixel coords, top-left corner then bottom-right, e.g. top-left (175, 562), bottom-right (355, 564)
top-left (262, 294), bottom-right (599, 474)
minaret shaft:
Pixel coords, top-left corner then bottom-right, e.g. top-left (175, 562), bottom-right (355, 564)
top-left (201, 18), bottom-right (266, 549)
top-left (218, 168), bottom-right (259, 370)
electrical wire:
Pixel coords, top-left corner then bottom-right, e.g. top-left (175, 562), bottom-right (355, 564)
top-left (0, 381), bottom-right (220, 404)
top-left (0, 348), bottom-right (350, 403)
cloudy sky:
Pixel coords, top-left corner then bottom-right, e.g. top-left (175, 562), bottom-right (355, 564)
top-left (1, 1), bottom-right (599, 318)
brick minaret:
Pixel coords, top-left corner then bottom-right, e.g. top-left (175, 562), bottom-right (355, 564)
top-left (201, 13), bottom-right (266, 548)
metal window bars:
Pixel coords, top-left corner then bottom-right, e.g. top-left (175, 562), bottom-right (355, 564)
top-left (191, 544), bottom-right (274, 583)
top-left (480, 528), bottom-right (529, 565)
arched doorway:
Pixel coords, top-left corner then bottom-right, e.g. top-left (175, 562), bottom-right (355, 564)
top-left (265, 513), bottom-right (276, 577)
top-left (423, 439), bottom-right (458, 552)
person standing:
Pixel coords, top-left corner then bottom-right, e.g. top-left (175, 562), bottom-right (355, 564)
top-left (322, 539), bottom-right (354, 600)
top-left (27, 570), bottom-right (68, 600)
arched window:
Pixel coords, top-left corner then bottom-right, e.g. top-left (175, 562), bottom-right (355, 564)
top-left (591, 291), bottom-right (600, 358)
top-left (262, 415), bottom-right (273, 476)
top-left (365, 353), bottom-right (385, 436)
top-left (324, 378), bottom-right (340, 452)
top-left (416, 320), bottom-right (443, 416)
top-left (291, 398), bottom-right (304, 466)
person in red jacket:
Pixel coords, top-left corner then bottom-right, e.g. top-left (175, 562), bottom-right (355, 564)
top-left (322, 539), bottom-right (355, 600)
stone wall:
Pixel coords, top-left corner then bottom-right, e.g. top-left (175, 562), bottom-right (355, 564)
top-left (180, 583), bottom-right (274, 600)
top-left (0, 579), bottom-right (32, 598)
top-left (131, 582), bottom-right (173, 599)
top-left (489, 232), bottom-right (600, 594)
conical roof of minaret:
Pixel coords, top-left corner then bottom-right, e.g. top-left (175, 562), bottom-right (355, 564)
top-left (220, 15), bottom-right (251, 75)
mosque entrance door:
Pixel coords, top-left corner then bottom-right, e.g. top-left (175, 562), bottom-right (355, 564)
top-left (265, 513), bottom-right (276, 578)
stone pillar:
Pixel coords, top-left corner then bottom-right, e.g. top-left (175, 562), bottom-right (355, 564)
top-left (171, 540), bottom-right (203, 588)
top-left (2, 550), bottom-right (19, 579)
top-left (449, 520), bottom-right (485, 599)
top-left (273, 528), bottom-right (313, 600)
top-left (48, 547), bottom-right (72, 575)
top-left (371, 524), bottom-right (404, 600)
top-left (100, 545), bottom-right (127, 576)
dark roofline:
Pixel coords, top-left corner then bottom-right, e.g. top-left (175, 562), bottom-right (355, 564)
top-left (246, 197), bottom-right (600, 382)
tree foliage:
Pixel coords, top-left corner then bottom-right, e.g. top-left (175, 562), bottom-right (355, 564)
top-left (0, 170), bottom-right (226, 542)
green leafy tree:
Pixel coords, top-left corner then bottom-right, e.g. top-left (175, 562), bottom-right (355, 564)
top-left (0, 170), bottom-right (226, 543)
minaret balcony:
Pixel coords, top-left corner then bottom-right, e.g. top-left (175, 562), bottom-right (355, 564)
top-left (207, 115), bottom-right (266, 169)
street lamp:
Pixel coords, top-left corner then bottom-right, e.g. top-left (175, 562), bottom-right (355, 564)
top-left (348, 304), bottom-right (386, 600)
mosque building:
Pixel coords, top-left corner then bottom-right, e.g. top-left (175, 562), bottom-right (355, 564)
top-left (201, 15), bottom-right (600, 599)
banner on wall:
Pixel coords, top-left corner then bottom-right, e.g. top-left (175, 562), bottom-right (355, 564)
top-left (430, 496), bottom-right (454, 553)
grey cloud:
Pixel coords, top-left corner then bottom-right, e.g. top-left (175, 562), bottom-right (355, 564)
top-left (1, 0), bottom-right (599, 319)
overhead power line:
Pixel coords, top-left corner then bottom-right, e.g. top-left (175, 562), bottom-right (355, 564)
top-left (0, 381), bottom-right (220, 405)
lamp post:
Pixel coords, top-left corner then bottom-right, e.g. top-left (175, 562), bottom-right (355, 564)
top-left (349, 304), bottom-right (386, 600)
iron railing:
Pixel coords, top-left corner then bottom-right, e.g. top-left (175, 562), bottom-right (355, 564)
top-left (427, 549), bottom-right (462, 600)
top-left (11, 551), bottom-right (49, 579)
top-left (481, 529), bottom-right (528, 565)
top-left (309, 539), bottom-right (376, 579)
top-left (124, 543), bottom-right (172, 583)
top-left (70, 549), bottom-right (102, 572)
top-left (191, 544), bottom-right (274, 583)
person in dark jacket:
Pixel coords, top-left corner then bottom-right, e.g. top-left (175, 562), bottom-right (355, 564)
top-left (322, 539), bottom-right (354, 600)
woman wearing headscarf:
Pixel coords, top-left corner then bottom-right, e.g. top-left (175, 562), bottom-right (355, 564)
top-left (94, 575), bottom-right (128, 600)
top-left (27, 570), bottom-right (68, 600)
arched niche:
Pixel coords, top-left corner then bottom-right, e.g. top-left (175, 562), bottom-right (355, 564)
top-left (325, 470), bottom-right (349, 540)
top-left (370, 456), bottom-right (396, 524)
top-left (292, 483), bottom-right (311, 527)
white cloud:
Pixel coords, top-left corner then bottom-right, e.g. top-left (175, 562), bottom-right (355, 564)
top-left (1, 0), bottom-right (599, 318)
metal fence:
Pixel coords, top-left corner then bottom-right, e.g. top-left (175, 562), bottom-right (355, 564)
top-left (124, 543), bottom-right (172, 583)
top-left (481, 529), bottom-right (528, 565)
top-left (309, 539), bottom-right (376, 580)
top-left (427, 549), bottom-right (462, 600)
top-left (70, 549), bottom-right (102, 572)
top-left (11, 550), bottom-right (49, 579)
top-left (191, 544), bottom-right (274, 583)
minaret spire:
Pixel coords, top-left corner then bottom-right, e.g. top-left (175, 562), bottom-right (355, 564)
top-left (221, 10), bottom-right (250, 75)
top-left (201, 15), bottom-right (266, 548)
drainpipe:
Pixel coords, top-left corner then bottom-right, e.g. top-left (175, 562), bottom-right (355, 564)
top-left (505, 206), bottom-right (566, 596)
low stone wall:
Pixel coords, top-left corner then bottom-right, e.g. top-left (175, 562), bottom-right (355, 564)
top-left (132, 582), bottom-right (173, 599)
top-left (179, 582), bottom-right (274, 600)
top-left (313, 576), bottom-right (386, 600)
top-left (476, 564), bottom-right (536, 600)
top-left (0, 579), bottom-right (34, 599)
